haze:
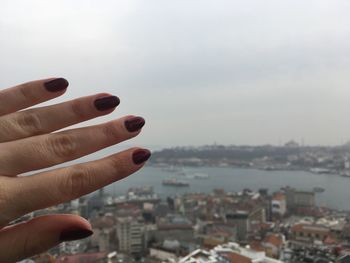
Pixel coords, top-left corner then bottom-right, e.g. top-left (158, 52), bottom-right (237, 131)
top-left (1, 0), bottom-right (350, 149)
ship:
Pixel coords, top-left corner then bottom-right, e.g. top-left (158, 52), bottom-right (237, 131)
top-left (162, 165), bottom-right (180, 173)
top-left (192, 172), bottom-right (209, 179)
top-left (162, 179), bottom-right (189, 187)
top-left (313, 187), bottom-right (325, 193)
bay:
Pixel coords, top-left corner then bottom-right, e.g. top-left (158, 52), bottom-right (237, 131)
top-left (101, 165), bottom-right (350, 211)
top-left (38, 146), bottom-right (350, 211)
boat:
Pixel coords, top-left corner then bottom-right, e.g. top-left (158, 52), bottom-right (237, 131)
top-left (162, 179), bottom-right (189, 187)
top-left (313, 187), bottom-right (325, 193)
top-left (162, 165), bottom-right (180, 173)
top-left (310, 168), bottom-right (331, 174)
top-left (263, 166), bottom-right (276, 171)
top-left (192, 172), bottom-right (209, 179)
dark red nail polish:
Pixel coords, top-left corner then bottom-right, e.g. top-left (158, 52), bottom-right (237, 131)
top-left (132, 149), bottom-right (151, 165)
top-left (94, 96), bottom-right (120, 111)
top-left (125, 116), bottom-right (145, 132)
top-left (44, 78), bottom-right (69, 92)
top-left (59, 228), bottom-right (93, 242)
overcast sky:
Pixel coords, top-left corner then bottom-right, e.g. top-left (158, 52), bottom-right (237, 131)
top-left (1, 0), bottom-right (350, 149)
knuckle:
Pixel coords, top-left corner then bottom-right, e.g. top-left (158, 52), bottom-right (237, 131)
top-left (70, 99), bottom-right (87, 119)
top-left (60, 167), bottom-right (93, 198)
top-left (0, 179), bottom-right (16, 225)
top-left (48, 135), bottom-right (77, 160)
top-left (108, 155), bottom-right (128, 175)
top-left (0, 177), bottom-right (23, 228)
top-left (101, 122), bottom-right (122, 140)
top-left (16, 112), bottom-right (43, 135)
top-left (18, 83), bottom-right (38, 102)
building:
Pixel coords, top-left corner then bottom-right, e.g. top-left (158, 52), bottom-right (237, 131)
top-left (199, 223), bottom-right (237, 248)
top-left (226, 212), bottom-right (249, 242)
top-left (179, 242), bottom-right (283, 263)
top-left (271, 193), bottom-right (286, 217)
top-left (55, 252), bottom-right (108, 263)
top-left (149, 247), bottom-right (178, 262)
top-left (91, 215), bottom-right (117, 252)
top-left (225, 204), bottom-right (266, 242)
top-left (294, 191), bottom-right (315, 207)
top-left (291, 224), bottom-right (330, 244)
top-left (261, 234), bottom-right (285, 259)
top-left (285, 188), bottom-right (315, 213)
top-left (155, 214), bottom-right (194, 243)
top-left (336, 254), bottom-right (350, 263)
top-left (116, 217), bottom-right (145, 255)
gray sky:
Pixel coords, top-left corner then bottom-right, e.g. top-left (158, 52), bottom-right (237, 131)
top-left (1, 0), bottom-right (350, 148)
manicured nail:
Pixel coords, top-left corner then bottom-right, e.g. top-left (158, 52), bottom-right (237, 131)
top-left (94, 96), bottom-right (120, 111)
top-left (132, 149), bottom-right (151, 165)
top-left (59, 228), bottom-right (93, 242)
top-left (44, 78), bottom-right (69, 92)
top-left (125, 116), bottom-right (145, 132)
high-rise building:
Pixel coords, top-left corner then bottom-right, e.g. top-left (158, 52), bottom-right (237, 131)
top-left (226, 212), bottom-right (250, 241)
top-left (271, 193), bottom-right (287, 216)
top-left (116, 217), bottom-right (145, 255)
top-left (285, 187), bottom-right (315, 212)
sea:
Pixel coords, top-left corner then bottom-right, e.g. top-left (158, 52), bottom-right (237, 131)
top-left (34, 146), bottom-right (350, 211)
top-left (101, 165), bottom-right (350, 211)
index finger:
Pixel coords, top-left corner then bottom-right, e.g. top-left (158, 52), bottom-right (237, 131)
top-left (0, 78), bottom-right (68, 116)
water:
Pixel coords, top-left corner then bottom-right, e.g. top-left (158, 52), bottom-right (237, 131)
top-left (101, 165), bottom-right (350, 211)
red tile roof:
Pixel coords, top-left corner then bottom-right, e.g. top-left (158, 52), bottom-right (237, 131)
top-left (273, 193), bottom-right (285, 201)
top-left (292, 224), bottom-right (329, 235)
top-left (264, 234), bottom-right (284, 247)
top-left (222, 252), bottom-right (252, 263)
top-left (55, 252), bottom-right (108, 263)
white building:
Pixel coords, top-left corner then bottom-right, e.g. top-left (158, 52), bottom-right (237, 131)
top-left (116, 217), bottom-right (144, 255)
top-left (149, 248), bottom-right (178, 262)
top-left (179, 242), bottom-right (283, 263)
top-left (271, 193), bottom-right (287, 216)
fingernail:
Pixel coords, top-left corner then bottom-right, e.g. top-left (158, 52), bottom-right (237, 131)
top-left (125, 116), bottom-right (145, 132)
top-left (94, 96), bottom-right (120, 111)
top-left (132, 149), bottom-right (151, 165)
top-left (44, 78), bottom-right (69, 92)
top-left (59, 228), bottom-right (93, 242)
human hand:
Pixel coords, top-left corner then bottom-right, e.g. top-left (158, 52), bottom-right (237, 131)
top-left (0, 78), bottom-right (150, 262)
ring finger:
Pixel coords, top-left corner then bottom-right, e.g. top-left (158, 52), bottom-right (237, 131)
top-left (0, 115), bottom-right (145, 176)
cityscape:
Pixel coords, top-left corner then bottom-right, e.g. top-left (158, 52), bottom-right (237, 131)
top-left (151, 141), bottom-right (350, 177)
top-left (19, 142), bottom-right (350, 263)
top-left (1, 1), bottom-right (349, 262)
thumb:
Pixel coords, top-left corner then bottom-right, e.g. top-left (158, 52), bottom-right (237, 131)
top-left (0, 214), bottom-right (93, 263)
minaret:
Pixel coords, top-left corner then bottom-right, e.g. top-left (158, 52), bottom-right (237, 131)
top-left (99, 187), bottom-right (105, 212)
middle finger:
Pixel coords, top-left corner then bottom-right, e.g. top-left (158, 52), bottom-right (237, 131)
top-left (0, 94), bottom-right (120, 143)
top-left (0, 115), bottom-right (145, 176)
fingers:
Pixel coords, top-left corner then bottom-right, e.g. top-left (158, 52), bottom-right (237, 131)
top-left (0, 115), bottom-right (145, 176)
top-left (0, 78), bottom-right (69, 116)
top-left (0, 93), bottom-right (120, 143)
top-left (0, 214), bottom-right (92, 263)
top-left (2, 148), bottom-right (151, 224)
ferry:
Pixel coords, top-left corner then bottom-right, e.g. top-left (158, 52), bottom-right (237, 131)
top-left (162, 179), bottom-right (189, 187)
top-left (313, 187), bottom-right (325, 193)
top-left (192, 172), bottom-right (209, 179)
top-left (310, 168), bottom-right (331, 174)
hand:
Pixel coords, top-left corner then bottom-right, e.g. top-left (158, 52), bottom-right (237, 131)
top-left (0, 78), bottom-right (150, 262)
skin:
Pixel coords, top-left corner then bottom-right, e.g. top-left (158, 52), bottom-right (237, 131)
top-left (0, 78), bottom-right (149, 262)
